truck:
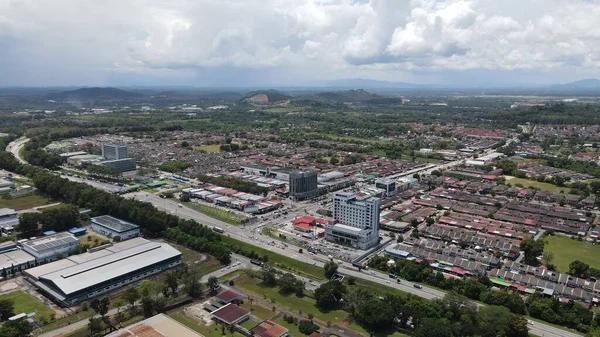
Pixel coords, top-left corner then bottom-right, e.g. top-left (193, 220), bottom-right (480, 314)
top-left (212, 226), bottom-right (225, 234)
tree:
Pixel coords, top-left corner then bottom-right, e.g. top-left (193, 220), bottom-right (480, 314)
top-left (425, 217), bottom-right (435, 226)
top-left (88, 317), bottom-right (103, 335)
top-left (17, 213), bottom-right (41, 237)
top-left (165, 272), bottom-right (178, 295)
top-left (477, 305), bottom-right (510, 337)
top-left (507, 313), bottom-right (529, 337)
top-left (90, 297), bottom-right (110, 318)
top-left (278, 273), bottom-right (298, 294)
top-left (185, 269), bottom-right (203, 299)
top-left (569, 260), bottom-right (590, 278)
top-left (314, 280), bottom-right (346, 309)
top-left (123, 287), bottom-right (140, 309)
top-left (347, 276), bottom-right (356, 285)
top-left (261, 267), bottom-right (277, 287)
top-left (355, 297), bottom-right (395, 328)
top-left (40, 204), bottom-right (79, 232)
top-left (329, 156), bottom-right (339, 165)
top-left (298, 320), bottom-right (319, 335)
top-left (410, 218), bottom-right (420, 227)
top-left (141, 297), bottom-right (155, 318)
top-left (0, 318), bottom-right (34, 337)
top-left (0, 298), bottom-right (15, 319)
top-left (113, 235), bottom-right (121, 243)
top-left (431, 170), bottom-right (442, 177)
top-left (520, 238), bottom-right (544, 265)
top-left (541, 252), bottom-right (554, 266)
top-left (324, 261), bottom-right (338, 279)
top-left (415, 318), bottom-right (453, 337)
top-left (137, 279), bottom-right (153, 298)
top-left (81, 301), bottom-right (89, 311)
top-left (294, 279), bottom-right (305, 297)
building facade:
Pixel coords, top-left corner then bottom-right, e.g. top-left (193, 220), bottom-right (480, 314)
top-left (101, 143), bottom-right (129, 160)
top-left (91, 215), bottom-right (140, 240)
top-left (325, 192), bottom-right (381, 250)
top-left (21, 232), bottom-right (79, 262)
top-left (289, 170), bottom-right (318, 200)
top-left (101, 158), bottom-right (136, 172)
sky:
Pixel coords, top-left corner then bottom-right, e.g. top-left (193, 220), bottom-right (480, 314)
top-left (1, 0), bottom-right (600, 87)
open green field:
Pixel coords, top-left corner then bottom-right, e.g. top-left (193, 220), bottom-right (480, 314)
top-left (240, 302), bottom-right (277, 321)
top-left (235, 274), bottom-right (347, 324)
top-left (544, 235), bottom-right (600, 272)
top-left (221, 237), bottom-right (324, 280)
top-left (184, 202), bottom-right (248, 225)
top-left (275, 317), bottom-right (306, 337)
top-left (0, 194), bottom-right (53, 210)
top-left (195, 144), bottom-right (221, 152)
top-left (80, 234), bottom-right (108, 248)
top-left (169, 311), bottom-right (244, 337)
top-left (505, 177), bottom-right (570, 193)
top-left (0, 291), bottom-right (54, 319)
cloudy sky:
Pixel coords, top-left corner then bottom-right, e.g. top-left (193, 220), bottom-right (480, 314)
top-left (1, 0), bottom-right (600, 87)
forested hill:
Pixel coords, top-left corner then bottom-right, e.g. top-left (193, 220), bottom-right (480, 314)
top-left (50, 87), bottom-right (143, 100)
top-left (292, 89), bottom-right (401, 105)
top-left (484, 103), bottom-right (600, 126)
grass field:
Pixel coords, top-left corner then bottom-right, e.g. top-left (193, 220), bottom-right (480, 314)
top-left (275, 317), bottom-right (306, 336)
top-left (544, 235), bottom-right (600, 272)
top-left (0, 194), bottom-right (52, 210)
top-left (169, 311), bottom-right (244, 337)
top-left (195, 144), bottom-right (222, 152)
top-left (80, 234), bottom-right (108, 248)
top-left (221, 236), bottom-right (324, 280)
top-left (505, 177), bottom-right (570, 193)
top-left (184, 202), bottom-right (248, 225)
top-left (235, 274), bottom-right (347, 324)
top-left (0, 291), bottom-right (54, 319)
top-left (240, 302), bottom-right (277, 321)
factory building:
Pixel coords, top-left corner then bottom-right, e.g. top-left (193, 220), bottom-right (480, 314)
top-left (90, 215), bottom-right (140, 240)
top-left (25, 238), bottom-right (181, 306)
top-left (21, 232), bottom-right (79, 262)
top-left (325, 192), bottom-right (381, 250)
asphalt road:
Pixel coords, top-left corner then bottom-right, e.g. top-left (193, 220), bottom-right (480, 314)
top-left (6, 137), bottom-right (29, 164)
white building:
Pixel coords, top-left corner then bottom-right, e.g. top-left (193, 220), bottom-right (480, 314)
top-left (0, 208), bottom-right (18, 234)
top-left (325, 192), bottom-right (381, 250)
top-left (91, 215), bottom-right (140, 240)
top-left (21, 232), bottom-right (79, 262)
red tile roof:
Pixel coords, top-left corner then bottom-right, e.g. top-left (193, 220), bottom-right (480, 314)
top-left (211, 304), bottom-right (249, 324)
top-left (216, 290), bottom-right (242, 303)
top-left (251, 320), bottom-right (289, 337)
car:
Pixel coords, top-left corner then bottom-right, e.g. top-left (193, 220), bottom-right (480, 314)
top-left (527, 320), bottom-right (534, 326)
top-left (386, 280), bottom-right (390, 284)
top-left (413, 284), bottom-right (422, 289)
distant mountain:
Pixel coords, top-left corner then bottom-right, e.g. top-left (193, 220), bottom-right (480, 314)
top-left (551, 79), bottom-right (600, 89)
top-left (51, 87), bottom-right (143, 100)
top-left (243, 90), bottom-right (292, 104)
top-left (293, 89), bottom-right (400, 105)
top-left (321, 78), bottom-right (426, 89)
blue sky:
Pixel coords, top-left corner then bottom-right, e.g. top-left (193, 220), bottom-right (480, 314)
top-left (1, 0), bottom-right (600, 87)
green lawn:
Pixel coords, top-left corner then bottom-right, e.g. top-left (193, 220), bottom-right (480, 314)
top-left (195, 144), bottom-right (222, 152)
top-left (184, 202), bottom-right (248, 225)
top-left (275, 317), bottom-right (306, 337)
top-left (235, 274), bottom-right (346, 324)
top-left (0, 291), bottom-right (54, 319)
top-left (505, 177), bottom-right (570, 193)
top-left (240, 302), bottom-right (277, 321)
top-left (544, 235), bottom-right (600, 272)
top-left (169, 311), bottom-right (244, 337)
top-left (80, 234), bottom-right (109, 248)
top-left (0, 194), bottom-right (53, 210)
top-left (221, 237), bottom-right (324, 280)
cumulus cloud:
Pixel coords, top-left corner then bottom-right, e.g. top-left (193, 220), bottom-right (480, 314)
top-left (0, 0), bottom-right (600, 86)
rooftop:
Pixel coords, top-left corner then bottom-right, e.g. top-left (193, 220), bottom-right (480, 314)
top-left (22, 232), bottom-right (78, 252)
top-left (216, 290), bottom-right (242, 303)
top-left (27, 240), bottom-right (181, 296)
top-left (252, 320), bottom-right (289, 337)
top-left (331, 223), bottom-right (363, 233)
top-left (91, 215), bottom-right (140, 233)
top-left (106, 313), bottom-right (203, 337)
top-left (211, 303), bottom-right (249, 324)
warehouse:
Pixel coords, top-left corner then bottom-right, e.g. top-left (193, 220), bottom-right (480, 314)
top-left (25, 238), bottom-right (181, 306)
top-left (91, 215), bottom-right (140, 240)
top-left (21, 232), bottom-right (79, 262)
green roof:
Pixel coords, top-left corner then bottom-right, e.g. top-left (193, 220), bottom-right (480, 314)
top-left (490, 278), bottom-right (511, 287)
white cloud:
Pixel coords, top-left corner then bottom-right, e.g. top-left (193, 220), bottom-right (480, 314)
top-left (1, 0), bottom-right (600, 85)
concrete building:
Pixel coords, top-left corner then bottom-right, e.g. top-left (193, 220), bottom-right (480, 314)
top-left (211, 303), bottom-right (250, 325)
top-left (0, 208), bottom-right (18, 234)
top-left (375, 178), bottom-right (396, 197)
top-left (21, 232), bottom-right (79, 262)
top-left (91, 215), bottom-right (140, 240)
top-left (0, 249), bottom-right (36, 275)
top-left (325, 192), bottom-right (381, 250)
top-left (242, 165), bottom-right (292, 181)
top-left (289, 170), bottom-right (318, 200)
top-left (25, 238), bottom-right (181, 306)
top-left (101, 158), bottom-right (136, 172)
top-left (102, 143), bottom-right (129, 160)
top-left (0, 178), bottom-right (14, 195)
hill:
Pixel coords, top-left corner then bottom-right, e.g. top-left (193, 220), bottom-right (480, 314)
top-left (292, 89), bottom-right (399, 105)
top-left (51, 87), bottom-right (143, 100)
top-left (322, 78), bottom-right (424, 89)
top-left (243, 90), bottom-right (292, 104)
top-left (551, 79), bottom-right (600, 89)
